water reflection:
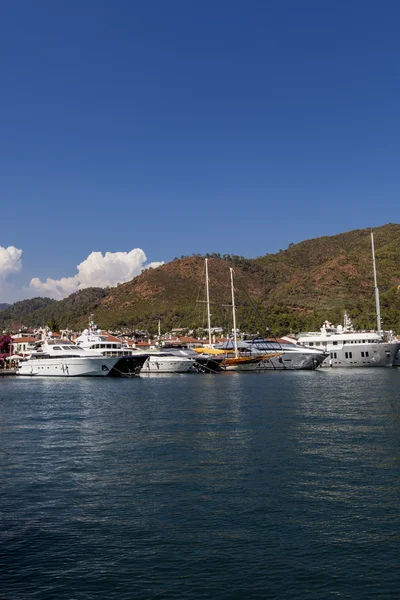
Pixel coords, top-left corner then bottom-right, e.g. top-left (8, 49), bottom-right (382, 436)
top-left (1, 371), bottom-right (400, 599)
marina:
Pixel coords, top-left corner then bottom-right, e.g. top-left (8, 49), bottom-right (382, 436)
top-left (3, 3), bottom-right (400, 598)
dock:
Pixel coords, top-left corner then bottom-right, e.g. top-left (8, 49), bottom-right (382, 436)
top-left (0, 369), bottom-right (17, 376)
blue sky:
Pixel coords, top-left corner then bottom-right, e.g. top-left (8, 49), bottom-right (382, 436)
top-left (1, 0), bottom-right (400, 301)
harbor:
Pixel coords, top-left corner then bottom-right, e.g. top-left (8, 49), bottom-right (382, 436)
top-left (3, 2), bottom-right (400, 597)
top-left (2, 234), bottom-right (399, 378)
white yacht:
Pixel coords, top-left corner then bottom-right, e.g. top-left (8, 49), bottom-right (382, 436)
top-left (75, 320), bottom-right (148, 376)
top-left (142, 350), bottom-right (196, 373)
top-left (17, 339), bottom-right (119, 377)
top-left (296, 232), bottom-right (400, 368)
top-left (296, 314), bottom-right (400, 368)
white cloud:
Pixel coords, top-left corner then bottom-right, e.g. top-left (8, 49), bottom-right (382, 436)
top-left (30, 249), bottom-right (164, 300)
top-left (0, 246), bottom-right (23, 278)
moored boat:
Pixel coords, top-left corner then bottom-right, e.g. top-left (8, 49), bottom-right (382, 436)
top-left (296, 315), bottom-right (400, 368)
top-left (141, 352), bottom-right (196, 373)
top-left (218, 268), bottom-right (266, 371)
top-left (17, 339), bottom-right (119, 377)
top-left (75, 318), bottom-right (148, 376)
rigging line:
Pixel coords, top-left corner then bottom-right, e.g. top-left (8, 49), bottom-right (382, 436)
top-left (232, 282), bottom-right (260, 334)
top-left (234, 273), bottom-right (282, 351)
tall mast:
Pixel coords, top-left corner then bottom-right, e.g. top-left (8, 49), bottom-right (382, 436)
top-left (371, 232), bottom-right (382, 335)
top-left (230, 267), bottom-right (239, 357)
top-left (158, 319), bottom-right (161, 340)
top-left (205, 258), bottom-right (212, 345)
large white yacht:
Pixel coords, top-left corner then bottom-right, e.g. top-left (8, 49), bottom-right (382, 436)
top-left (296, 314), bottom-right (400, 368)
top-left (75, 320), bottom-right (148, 376)
top-left (17, 339), bottom-right (119, 377)
top-left (296, 232), bottom-right (400, 368)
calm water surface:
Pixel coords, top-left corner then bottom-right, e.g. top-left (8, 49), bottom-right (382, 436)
top-left (1, 370), bottom-right (400, 599)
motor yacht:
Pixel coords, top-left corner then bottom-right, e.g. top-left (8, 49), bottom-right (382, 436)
top-left (296, 315), bottom-right (400, 368)
top-left (75, 319), bottom-right (149, 376)
top-left (17, 339), bottom-right (119, 377)
top-left (141, 350), bottom-right (196, 373)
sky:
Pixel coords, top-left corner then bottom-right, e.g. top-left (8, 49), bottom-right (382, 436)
top-left (1, 0), bottom-right (400, 302)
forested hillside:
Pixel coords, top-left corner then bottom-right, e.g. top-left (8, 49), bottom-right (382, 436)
top-left (1, 224), bottom-right (400, 335)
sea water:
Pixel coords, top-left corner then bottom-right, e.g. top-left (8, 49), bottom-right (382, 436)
top-left (1, 370), bottom-right (400, 599)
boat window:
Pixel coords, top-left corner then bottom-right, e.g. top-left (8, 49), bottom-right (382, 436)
top-left (53, 346), bottom-right (61, 351)
top-left (315, 342), bottom-right (320, 346)
top-left (365, 351), bottom-right (369, 357)
top-left (334, 352), bottom-right (337, 359)
top-left (333, 341), bottom-right (337, 345)
top-left (308, 342), bottom-right (313, 346)
top-left (361, 352), bottom-right (364, 357)
top-left (63, 345), bottom-right (77, 351)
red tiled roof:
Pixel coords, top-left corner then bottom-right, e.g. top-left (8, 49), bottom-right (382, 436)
top-left (102, 333), bottom-right (123, 343)
top-left (12, 337), bottom-right (37, 343)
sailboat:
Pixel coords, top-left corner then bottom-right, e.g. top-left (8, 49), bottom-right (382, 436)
top-left (183, 258), bottom-right (225, 372)
top-left (218, 269), bottom-right (271, 371)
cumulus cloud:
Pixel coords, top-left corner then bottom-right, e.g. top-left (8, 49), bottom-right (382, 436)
top-left (0, 246), bottom-right (23, 278)
top-left (30, 249), bottom-right (164, 299)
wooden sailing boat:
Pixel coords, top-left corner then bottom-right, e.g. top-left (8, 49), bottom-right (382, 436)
top-left (219, 269), bottom-right (266, 371)
top-left (195, 261), bottom-right (282, 371)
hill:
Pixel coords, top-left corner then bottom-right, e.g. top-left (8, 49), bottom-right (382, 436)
top-left (0, 289), bottom-right (107, 332)
top-left (94, 223), bottom-right (400, 334)
top-left (0, 303), bottom-right (10, 311)
top-left (1, 224), bottom-right (400, 335)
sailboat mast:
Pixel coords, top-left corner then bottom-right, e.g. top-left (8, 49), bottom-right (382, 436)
top-left (230, 268), bottom-right (239, 357)
top-left (371, 232), bottom-right (382, 335)
top-left (158, 319), bottom-right (161, 340)
top-left (205, 258), bottom-right (212, 345)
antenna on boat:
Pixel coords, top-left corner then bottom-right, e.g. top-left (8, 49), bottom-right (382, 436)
top-left (371, 231), bottom-right (382, 335)
top-left (205, 258), bottom-right (212, 346)
top-left (230, 268), bottom-right (239, 358)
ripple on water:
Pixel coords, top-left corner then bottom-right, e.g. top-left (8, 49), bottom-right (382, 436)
top-left (1, 370), bottom-right (400, 599)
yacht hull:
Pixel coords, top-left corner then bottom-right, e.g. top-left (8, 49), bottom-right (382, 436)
top-left (255, 351), bottom-right (328, 370)
top-left (17, 356), bottom-right (119, 377)
top-left (142, 356), bottom-right (195, 373)
top-left (193, 356), bottom-right (223, 373)
top-left (321, 342), bottom-right (400, 367)
top-left (109, 354), bottom-right (149, 377)
top-left (221, 357), bottom-right (264, 371)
